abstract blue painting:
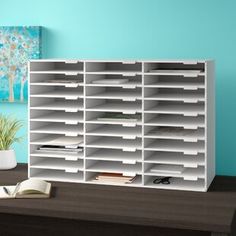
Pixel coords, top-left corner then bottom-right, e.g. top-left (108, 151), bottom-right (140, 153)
top-left (0, 26), bottom-right (41, 103)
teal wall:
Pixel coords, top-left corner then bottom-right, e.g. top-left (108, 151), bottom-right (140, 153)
top-left (1, 0), bottom-right (236, 175)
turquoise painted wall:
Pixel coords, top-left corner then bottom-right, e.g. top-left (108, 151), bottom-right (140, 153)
top-left (1, 0), bottom-right (236, 175)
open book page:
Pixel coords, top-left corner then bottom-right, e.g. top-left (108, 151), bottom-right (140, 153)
top-left (0, 186), bottom-right (16, 199)
top-left (16, 179), bottom-right (51, 195)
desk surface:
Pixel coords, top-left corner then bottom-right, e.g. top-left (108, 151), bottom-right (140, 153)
top-left (0, 165), bottom-right (235, 235)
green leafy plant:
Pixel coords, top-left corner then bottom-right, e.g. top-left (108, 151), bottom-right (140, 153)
top-left (0, 114), bottom-right (24, 150)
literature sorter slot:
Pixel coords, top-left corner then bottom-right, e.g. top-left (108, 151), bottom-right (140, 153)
top-left (29, 60), bottom-right (214, 192)
top-left (144, 75), bottom-right (205, 88)
top-left (86, 124), bottom-right (142, 138)
top-left (144, 88), bottom-right (205, 102)
top-left (144, 101), bottom-right (205, 116)
top-left (144, 138), bottom-right (205, 153)
top-left (86, 136), bottom-right (142, 150)
top-left (86, 87), bottom-right (142, 100)
top-left (30, 121), bottom-right (83, 136)
top-left (30, 157), bottom-right (83, 172)
top-left (86, 160), bottom-right (142, 174)
top-left (86, 99), bottom-right (142, 113)
top-left (30, 168), bottom-right (84, 183)
top-left (30, 144), bottom-right (84, 161)
top-left (144, 126), bottom-right (205, 142)
top-left (144, 176), bottom-right (205, 191)
top-left (144, 163), bottom-right (204, 178)
top-left (144, 62), bottom-right (205, 74)
top-left (30, 60), bottom-right (84, 72)
top-left (85, 61), bottom-right (142, 73)
top-left (86, 148), bottom-right (142, 162)
top-left (30, 87), bottom-right (83, 100)
top-left (144, 151), bottom-right (205, 167)
top-left (86, 111), bottom-right (142, 126)
top-left (30, 74), bottom-right (84, 87)
top-left (30, 111), bottom-right (83, 124)
top-left (85, 74), bottom-right (142, 87)
top-left (144, 114), bottom-right (205, 128)
top-left (30, 98), bottom-right (83, 112)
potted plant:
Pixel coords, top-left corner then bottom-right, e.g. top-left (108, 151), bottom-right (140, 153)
top-left (0, 114), bottom-right (23, 170)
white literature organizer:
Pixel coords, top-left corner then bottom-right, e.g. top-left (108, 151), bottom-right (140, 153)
top-left (28, 60), bottom-right (215, 192)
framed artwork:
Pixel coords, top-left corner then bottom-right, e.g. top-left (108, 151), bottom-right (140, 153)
top-left (0, 26), bottom-right (41, 103)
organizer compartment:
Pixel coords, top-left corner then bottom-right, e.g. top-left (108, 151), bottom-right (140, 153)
top-left (30, 60), bottom-right (84, 72)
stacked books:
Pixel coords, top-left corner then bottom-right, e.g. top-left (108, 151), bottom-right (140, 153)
top-left (92, 173), bottom-right (136, 184)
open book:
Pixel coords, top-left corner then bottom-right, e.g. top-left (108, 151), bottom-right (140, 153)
top-left (0, 179), bottom-right (51, 199)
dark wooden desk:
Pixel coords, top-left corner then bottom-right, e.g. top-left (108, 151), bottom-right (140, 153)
top-left (0, 165), bottom-right (235, 236)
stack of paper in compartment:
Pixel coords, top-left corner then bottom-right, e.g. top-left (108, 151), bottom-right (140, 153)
top-left (93, 173), bottom-right (136, 184)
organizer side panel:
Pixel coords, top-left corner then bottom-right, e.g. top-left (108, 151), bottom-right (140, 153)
top-left (205, 61), bottom-right (215, 189)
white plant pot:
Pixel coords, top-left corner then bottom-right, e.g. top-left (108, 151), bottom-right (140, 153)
top-left (0, 150), bottom-right (17, 170)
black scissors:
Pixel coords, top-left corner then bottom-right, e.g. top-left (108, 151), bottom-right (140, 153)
top-left (153, 177), bottom-right (172, 184)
